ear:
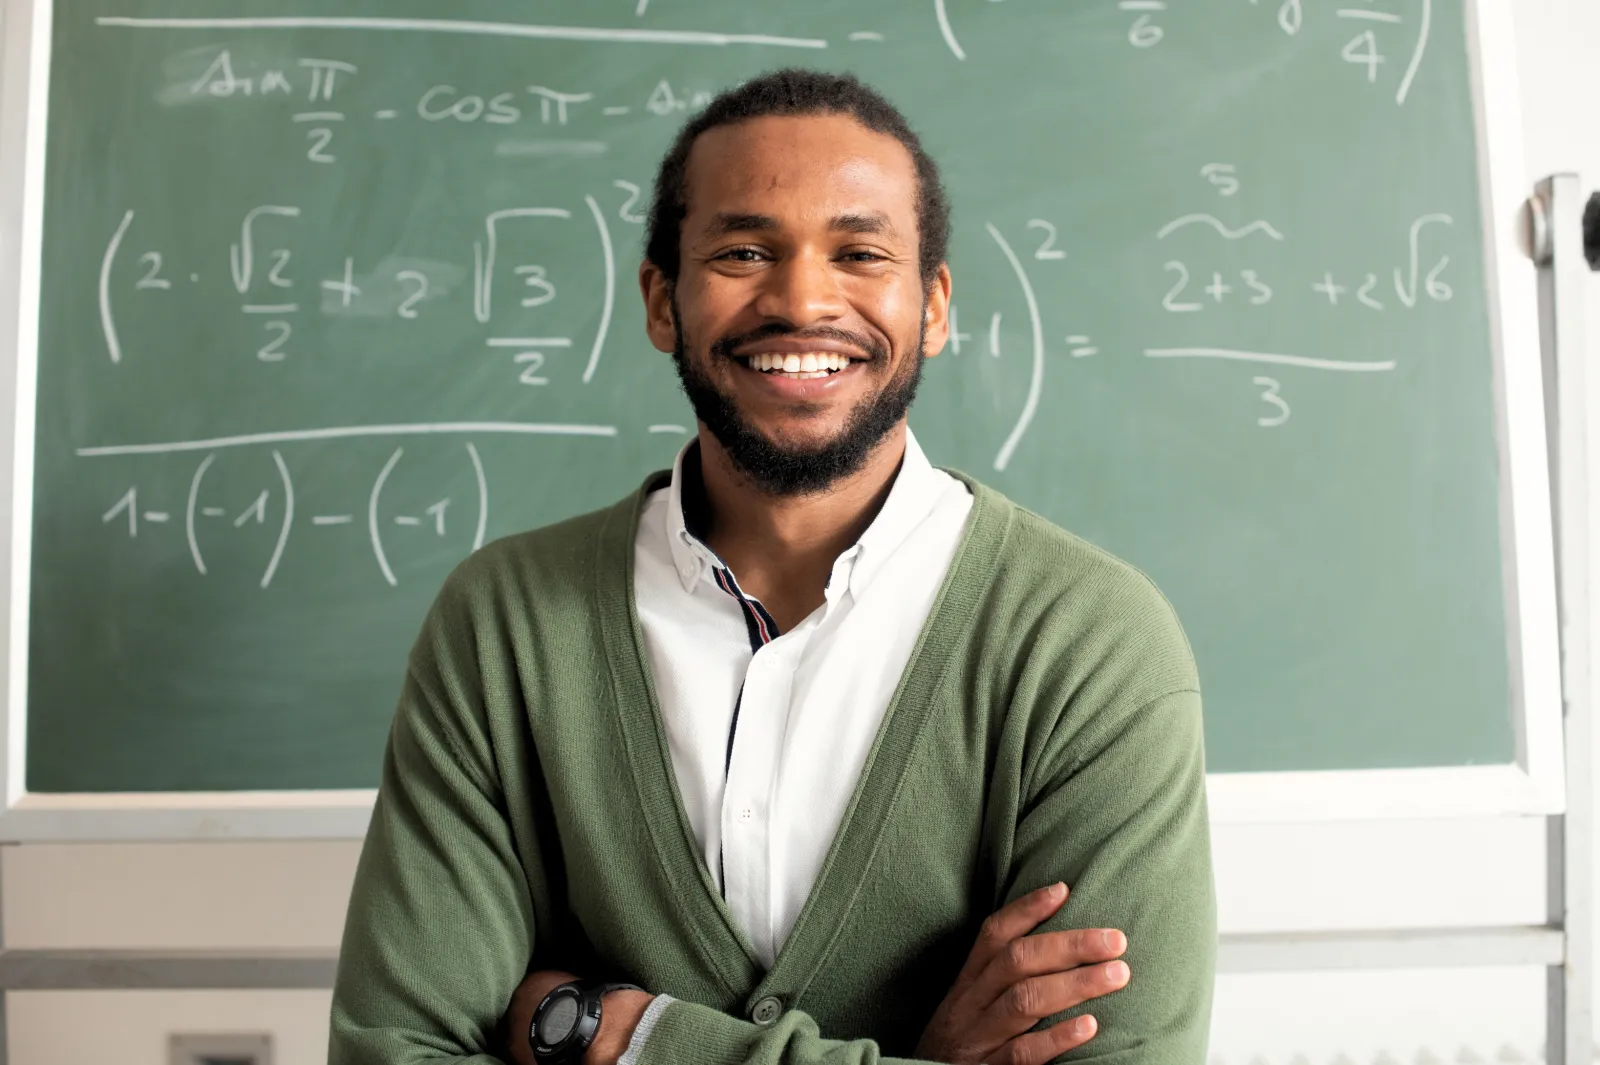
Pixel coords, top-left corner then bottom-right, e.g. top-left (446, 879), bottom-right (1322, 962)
top-left (639, 260), bottom-right (677, 355)
top-left (920, 263), bottom-right (953, 358)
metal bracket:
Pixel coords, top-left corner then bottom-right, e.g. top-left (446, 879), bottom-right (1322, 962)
top-left (1535, 188), bottom-right (1600, 272)
top-left (1534, 173), bottom-right (1594, 1065)
top-left (1584, 192), bottom-right (1599, 272)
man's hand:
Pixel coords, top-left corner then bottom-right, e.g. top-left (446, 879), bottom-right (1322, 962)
top-left (503, 969), bottom-right (655, 1065)
top-left (915, 883), bottom-right (1130, 1065)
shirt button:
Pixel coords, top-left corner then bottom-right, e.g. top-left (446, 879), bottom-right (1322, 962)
top-left (751, 996), bottom-right (783, 1025)
top-left (738, 808), bottom-right (754, 823)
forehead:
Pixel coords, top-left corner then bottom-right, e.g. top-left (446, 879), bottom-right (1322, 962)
top-left (681, 113), bottom-right (919, 229)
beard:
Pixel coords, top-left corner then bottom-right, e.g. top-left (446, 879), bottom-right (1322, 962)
top-left (670, 299), bottom-right (926, 497)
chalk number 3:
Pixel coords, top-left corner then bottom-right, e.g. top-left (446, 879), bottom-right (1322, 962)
top-left (1254, 376), bottom-right (1290, 428)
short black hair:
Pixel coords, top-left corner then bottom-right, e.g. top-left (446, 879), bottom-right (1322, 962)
top-left (645, 68), bottom-right (951, 288)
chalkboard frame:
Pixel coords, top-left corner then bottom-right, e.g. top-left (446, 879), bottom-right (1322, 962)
top-left (0, 0), bottom-right (1568, 840)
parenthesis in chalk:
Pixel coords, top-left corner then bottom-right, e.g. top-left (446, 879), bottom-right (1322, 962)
top-left (260, 450), bottom-right (294, 589)
top-left (466, 442), bottom-right (488, 552)
top-left (369, 447), bottom-right (403, 587)
top-left (186, 452), bottom-right (216, 575)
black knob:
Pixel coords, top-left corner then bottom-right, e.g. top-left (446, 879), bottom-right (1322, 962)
top-left (1585, 191), bottom-right (1600, 272)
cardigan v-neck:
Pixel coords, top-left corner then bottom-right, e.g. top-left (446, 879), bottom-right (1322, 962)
top-left (597, 468), bottom-right (1007, 998)
top-left (631, 432), bottom-right (975, 970)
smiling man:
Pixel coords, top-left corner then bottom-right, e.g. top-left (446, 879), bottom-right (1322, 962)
top-left (330, 70), bottom-right (1214, 1065)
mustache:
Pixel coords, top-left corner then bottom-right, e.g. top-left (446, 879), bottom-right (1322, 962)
top-left (708, 323), bottom-right (888, 364)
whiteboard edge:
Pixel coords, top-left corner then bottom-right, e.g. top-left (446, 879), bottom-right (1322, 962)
top-left (1208, 764), bottom-right (1561, 824)
top-left (0, 763), bottom-right (1565, 839)
top-left (0, 790), bottom-right (376, 841)
top-left (1469, 0), bottom-right (1567, 810)
top-left (0, 0), bottom-right (48, 825)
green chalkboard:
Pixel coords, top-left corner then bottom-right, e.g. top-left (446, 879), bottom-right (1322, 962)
top-left (27, 0), bottom-right (1513, 792)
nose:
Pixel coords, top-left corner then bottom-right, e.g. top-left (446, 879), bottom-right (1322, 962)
top-left (752, 247), bottom-right (848, 328)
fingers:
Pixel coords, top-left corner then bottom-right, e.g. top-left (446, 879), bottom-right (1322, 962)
top-left (961, 959), bottom-right (1127, 1050)
top-left (997, 961), bottom-right (1129, 1022)
top-left (963, 926), bottom-right (1126, 1023)
top-left (989, 1014), bottom-right (1100, 1065)
top-left (931, 888), bottom-right (1128, 1064)
top-left (972, 927), bottom-right (1127, 1003)
top-left (959, 883), bottom-right (1071, 980)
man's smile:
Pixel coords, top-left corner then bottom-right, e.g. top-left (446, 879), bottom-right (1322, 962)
top-left (737, 351), bottom-right (858, 380)
top-left (729, 333), bottom-right (877, 381)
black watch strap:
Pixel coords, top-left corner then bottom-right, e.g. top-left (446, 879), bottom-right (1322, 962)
top-left (585, 979), bottom-right (645, 998)
top-left (529, 979), bottom-right (645, 1064)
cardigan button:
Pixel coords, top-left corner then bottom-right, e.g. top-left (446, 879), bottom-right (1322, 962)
top-left (751, 996), bottom-right (783, 1025)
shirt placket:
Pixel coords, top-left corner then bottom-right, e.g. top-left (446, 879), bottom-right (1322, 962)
top-left (705, 564), bottom-right (782, 958)
top-left (714, 557), bottom-right (858, 965)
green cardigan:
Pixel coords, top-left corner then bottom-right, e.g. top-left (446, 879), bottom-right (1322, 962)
top-left (329, 472), bottom-right (1215, 1064)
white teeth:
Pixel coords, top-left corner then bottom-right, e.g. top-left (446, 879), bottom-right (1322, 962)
top-left (744, 352), bottom-right (853, 376)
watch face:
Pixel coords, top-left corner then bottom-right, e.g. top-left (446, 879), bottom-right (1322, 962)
top-left (541, 994), bottom-right (581, 1044)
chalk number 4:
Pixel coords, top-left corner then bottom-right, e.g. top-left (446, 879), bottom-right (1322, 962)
top-left (1342, 31), bottom-right (1385, 83)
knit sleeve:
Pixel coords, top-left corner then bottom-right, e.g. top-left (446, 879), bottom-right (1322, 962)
top-left (328, 575), bottom-right (537, 1065)
top-left (1008, 687), bottom-right (1217, 1063)
top-left (630, 997), bottom-right (931, 1065)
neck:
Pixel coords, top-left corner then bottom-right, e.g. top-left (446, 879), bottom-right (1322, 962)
top-left (693, 425), bottom-right (908, 631)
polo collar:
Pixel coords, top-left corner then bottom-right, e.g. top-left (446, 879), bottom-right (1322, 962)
top-left (664, 444), bottom-right (718, 593)
top-left (660, 429), bottom-right (949, 602)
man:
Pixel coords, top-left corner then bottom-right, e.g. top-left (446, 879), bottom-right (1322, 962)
top-left (330, 69), bottom-right (1214, 1065)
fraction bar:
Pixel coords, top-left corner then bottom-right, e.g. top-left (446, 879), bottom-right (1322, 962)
top-left (77, 421), bottom-right (619, 457)
top-left (487, 337), bottom-right (573, 347)
top-left (95, 16), bottom-right (829, 50)
top-left (1144, 347), bottom-right (1397, 372)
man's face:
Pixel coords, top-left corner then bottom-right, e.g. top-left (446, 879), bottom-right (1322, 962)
top-left (642, 113), bottom-right (952, 495)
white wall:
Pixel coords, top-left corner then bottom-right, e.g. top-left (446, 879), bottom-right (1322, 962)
top-left (1, 0), bottom-right (1597, 1062)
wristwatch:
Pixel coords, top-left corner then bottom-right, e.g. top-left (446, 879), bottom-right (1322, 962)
top-left (528, 979), bottom-right (644, 1064)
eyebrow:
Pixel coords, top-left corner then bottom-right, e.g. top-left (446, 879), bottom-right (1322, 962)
top-left (829, 211), bottom-right (898, 238)
top-left (701, 210), bottom-right (903, 240)
top-left (705, 212), bottom-right (779, 237)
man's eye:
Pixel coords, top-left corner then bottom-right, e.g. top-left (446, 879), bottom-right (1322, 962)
top-left (841, 251), bottom-right (887, 263)
top-left (717, 248), bottom-right (765, 262)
